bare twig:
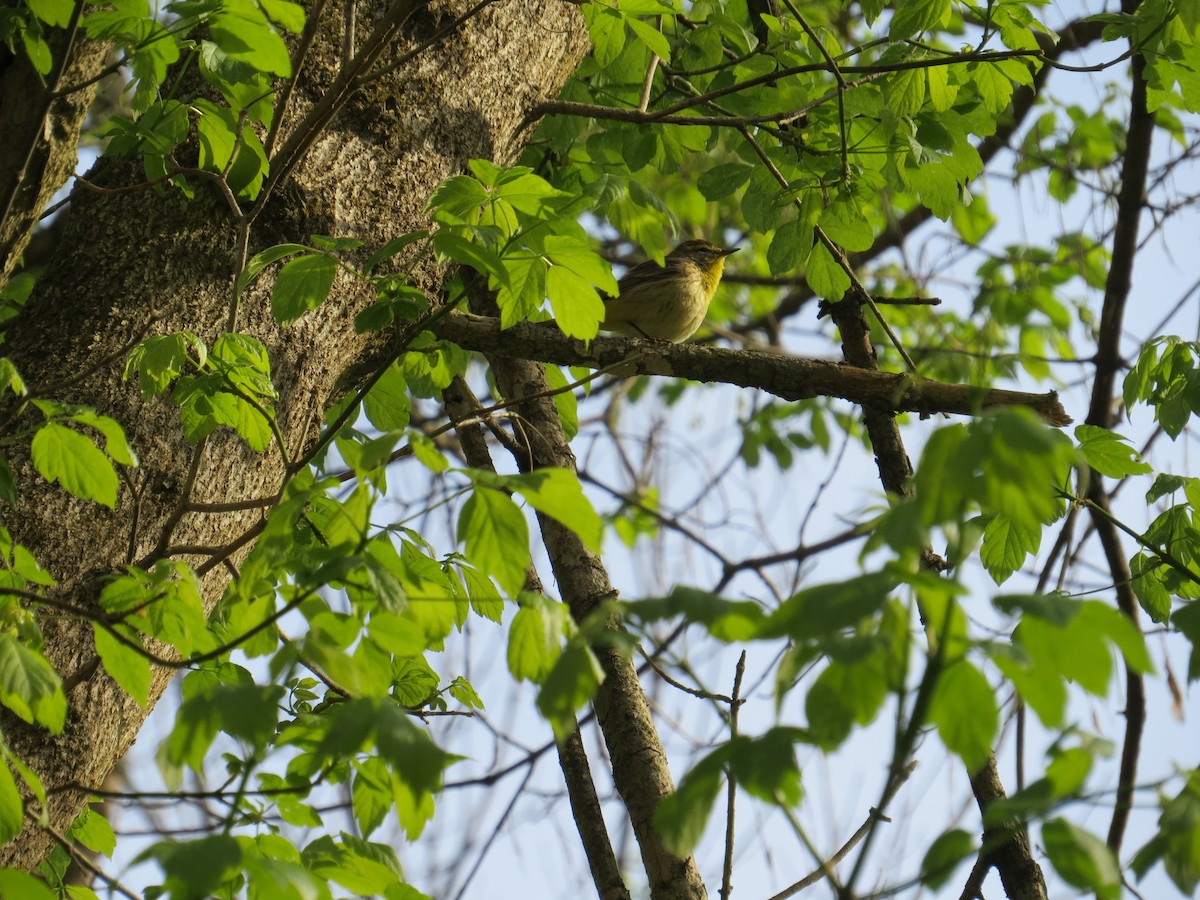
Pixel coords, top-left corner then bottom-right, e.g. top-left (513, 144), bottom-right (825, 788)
top-left (767, 761), bottom-right (917, 900)
top-left (719, 652), bottom-right (748, 900)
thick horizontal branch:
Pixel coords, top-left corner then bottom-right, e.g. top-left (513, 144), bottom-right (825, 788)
top-left (431, 313), bottom-right (1072, 426)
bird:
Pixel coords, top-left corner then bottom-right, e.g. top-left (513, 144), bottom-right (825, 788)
top-left (602, 239), bottom-right (738, 343)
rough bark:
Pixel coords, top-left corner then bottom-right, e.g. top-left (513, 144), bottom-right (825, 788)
top-left (445, 376), bottom-right (632, 900)
top-left (484, 350), bottom-right (709, 900)
top-left (0, 19), bottom-right (111, 287)
top-left (970, 758), bottom-right (1050, 900)
top-left (0, 0), bottom-right (588, 869)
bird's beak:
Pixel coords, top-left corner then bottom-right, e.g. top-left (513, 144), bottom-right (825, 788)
top-left (721, 247), bottom-right (739, 257)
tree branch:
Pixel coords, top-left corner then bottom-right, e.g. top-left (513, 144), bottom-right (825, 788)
top-left (1081, 0), bottom-right (1156, 854)
top-left (466, 287), bottom-right (708, 899)
top-left (444, 377), bottom-right (631, 900)
top-left (430, 312), bottom-right (1072, 426)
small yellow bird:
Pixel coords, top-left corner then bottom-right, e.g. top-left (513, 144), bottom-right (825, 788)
top-left (602, 239), bottom-right (738, 342)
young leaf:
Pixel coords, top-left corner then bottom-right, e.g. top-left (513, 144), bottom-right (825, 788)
top-left (536, 641), bottom-right (604, 739)
top-left (1074, 424), bottom-right (1152, 477)
top-left (0, 870), bottom-right (55, 900)
top-left (94, 624), bottom-right (151, 707)
top-left (920, 829), bottom-right (978, 888)
top-left (1042, 818), bottom-right (1121, 899)
top-left (504, 468), bottom-right (604, 553)
top-left (928, 660), bottom-right (998, 772)
top-left (457, 486), bottom-right (529, 595)
top-left (0, 760), bottom-right (21, 844)
top-left (237, 243), bottom-right (308, 294)
top-left (271, 253), bottom-right (338, 327)
top-left (30, 423), bottom-right (118, 507)
top-left (507, 599), bottom-right (568, 684)
top-left (0, 633), bottom-right (66, 733)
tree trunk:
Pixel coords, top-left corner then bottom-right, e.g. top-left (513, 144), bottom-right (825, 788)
top-left (0, 0), bottom-right (589, 869)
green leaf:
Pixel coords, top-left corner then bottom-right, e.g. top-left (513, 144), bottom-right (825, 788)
top-left (1131, 772), bottom-right (1200, 894)
top-left (885, 66), bottom-right (926, 116)
top-left (626, 15), bottom-right (671, 62)
top-left (21, 26), bottom-right (53, 76)
top-left (0, 633), bottom-right (66, 733)
top-left (536, 642), bottom-right (604, 739)
top-left (504, 469), bottom-right (604, 553)
top-left (920, 828), bottom-right (978, 889)
top-left (375, 701), bottom-right (458, 802)
top-left (457, 487), bottom-right (529, 595)
top-left (352, 758), bottom-right (392, 838)
top-left (972, 62), bottom-right (1015, 115)
top-left (950, 191), bottom-right (995, 244)
top-left (914, 424), bottom-right (971, 524)
top-left (163, 691), bottom-right (222, 775)
top-left (495, 249), bottom-right (547, 328)
top-left (656, 729), bottom-right (804, 856)
top-left (507, 598), bottom-right (568, 683)
top-left (890, 0), bottom-right (950, 38)
top-left (654, 750), bottom-right (725, 856)
top-left (199, 41), bottom-right (275, 124)
top-left (761, 572), bottom-right (894, 641)
top-left (767, 218), bottom-right (811, 276)
top-left (908, 159), bottom-right (960, 220)
top-left (211, 683), bottom-right (285, 749)
top-left (259, 0), bottom-right (305, 32)
top-left (819, 196), bottom-right (874, 252)
top-left (0, 358), bottom-right (26, 397)
top-left (26, 0), bottom-right (73, 26)
top-left (237, 243), bottom-right (308, 294)
top-left (363, 363), bottom-right (411, 432)
top-left (804, 241), bottom-right (850, 301)
top-left (1042, 819), bottom-right (1121, 899)
top-left (928, 660), bottom-right (998, 771)
top-left (193, 99), bottom-right (268, 198)
top-left (547, 261), bottom-right (605, 340)
top-left (407, 430), bottom-right (448, 473)
top-left (697, 162), bottom-right (752, 200)
top-left (582, 4), bottom-right (625, 67)
top-left (626, 587), bottom-right (765, 642)
top-left (68, 410), bottom-right (137, 467)
top-left (0, 761), bottom-right (22, 845)
top-left (271, 253), bottom-right (338, 327)
top-left (30, 423), bottom-right (118, 507)
top-left (124, 332), bottom-right (205, 399)
top-left (69, 804), bottom-right (117, 858)
top-left (433, 231), bottom-right (509, 287)
top-left (0, 871), bottom-right (55, 900)
top-left (980, 514), bottom-right (1040, 585)
top-left (427, 176), bottom-right (490, 223)
top-left (485, 165), bottom-right (574, 216)
top-left (544, 235), bottom-right (613, 340)
top-left (94, 624), bottom-right (151, 707)
top-left (1131, 552), bottom-right (1172, 623)
top-left (210, 0), bottom-right (292, 76)
top-left (303, 833), bottom-right (403, 894)
top-left (805, 654), bottom-right (889, 748)
top-left (543, 365), bottom-right (579, 440)
top-left (991, 596), bottom-right (1153, 724)
top-left (140, 833), bottom-right (243, 898)
top-left (1074, 424), bottom-right (1152, 477)
top-left (741, 167), bottom-right (782, 233)
top-left (726, 728), bottom-right (803, 806)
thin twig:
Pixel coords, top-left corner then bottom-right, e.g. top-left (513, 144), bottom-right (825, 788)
top-left (767, 760), bottom-right (917, 900)
top-left (719, 651), bottom-right (748, 900)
